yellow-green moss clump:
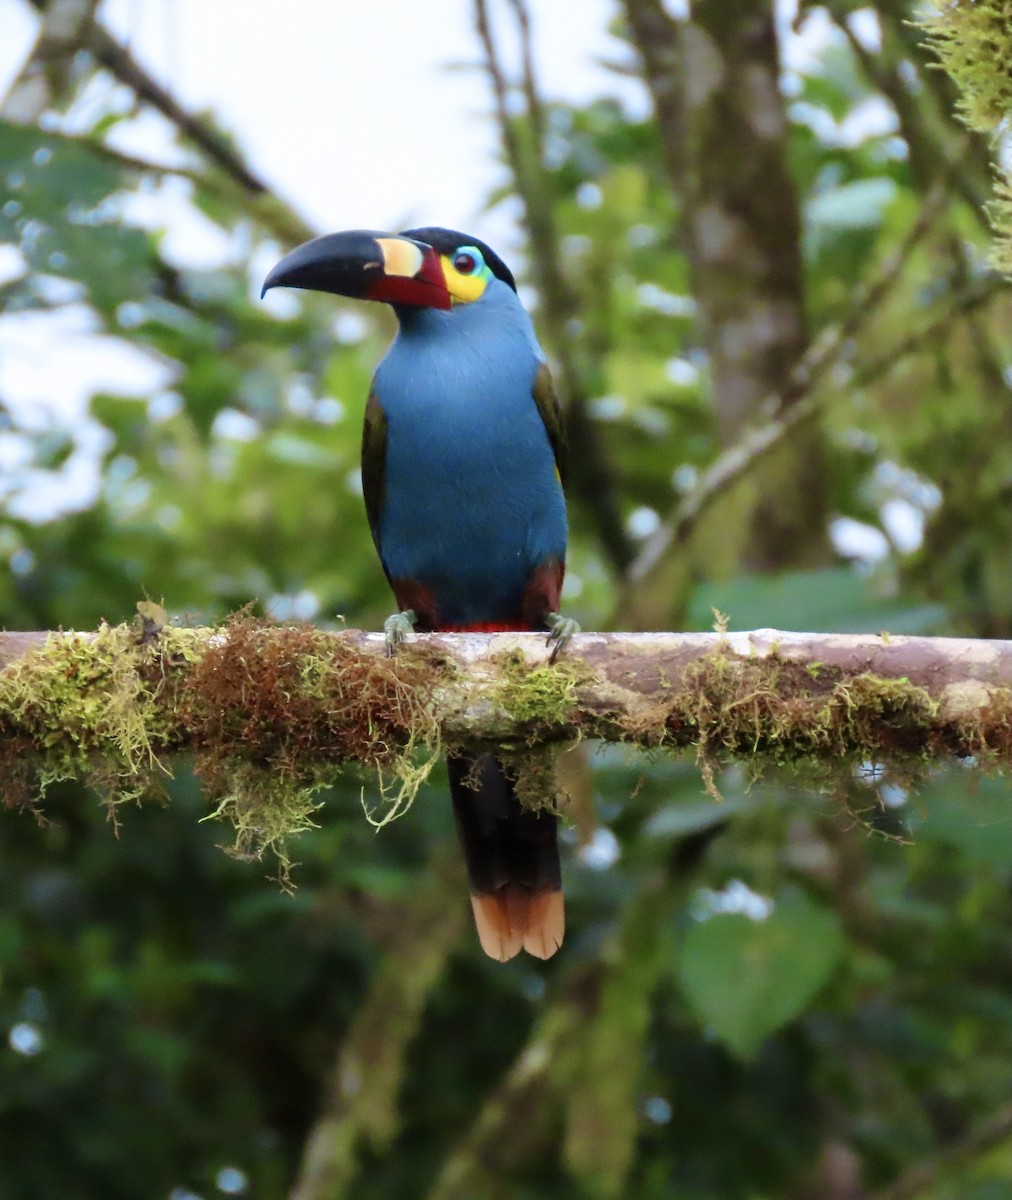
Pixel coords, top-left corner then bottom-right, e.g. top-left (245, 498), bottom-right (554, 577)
top-left (921, 1), bottom-right (1012, 132)
top-left (493, 648), bottom-right (595, 731)
top-left (919, 0), bottom-right (1012, 274)
top-left (0, 620), bottom-right (204, 811)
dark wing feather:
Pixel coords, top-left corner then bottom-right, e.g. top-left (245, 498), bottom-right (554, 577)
top-left (532, 362), bottom-right (567, 485)
top-left (361, 389), bottom-right (388, 559)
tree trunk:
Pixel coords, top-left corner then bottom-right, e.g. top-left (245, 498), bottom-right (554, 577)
top-left (624, 0), bottom-right (829, 571)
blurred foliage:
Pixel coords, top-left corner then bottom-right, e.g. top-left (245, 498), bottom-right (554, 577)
top-left (2, 2), bottom-right (1012, 1199)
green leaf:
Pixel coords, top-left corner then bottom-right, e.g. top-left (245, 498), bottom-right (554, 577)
top-left (679, 888), bottom-right (844, 1059)
top-left (687, 566), bottom-right (947, 633)
top-left (806, 177), bottom-right (898, 229)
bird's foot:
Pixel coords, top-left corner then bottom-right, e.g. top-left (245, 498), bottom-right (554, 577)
top-left (384, 609), bottom-right (417, 656)
top-left (545, 612), bottom-right (580, 665)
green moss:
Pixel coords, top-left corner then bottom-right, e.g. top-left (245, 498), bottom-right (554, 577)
top-left (691, 654), bottom-right (936, 759)
top-left (493, 648), bottom-right (595, 729)
top-left (201, 764), bottom-right (332, 887)
top-left (486, 649), bottom-right (596, 814)
top-left (611, 649), bottom-right (944, 804)
top-left (988, 177), bottom-right (1012, 276)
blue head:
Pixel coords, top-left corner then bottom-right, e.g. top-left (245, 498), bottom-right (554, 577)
top-left (262, 225), bottom-right (543, 372)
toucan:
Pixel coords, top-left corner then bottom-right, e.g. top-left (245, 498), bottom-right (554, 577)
top-left (263, 227), bottom-right (575, 961)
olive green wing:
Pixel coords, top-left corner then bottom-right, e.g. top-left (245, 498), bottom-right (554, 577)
top-left (533, 361), bottom-right (567, 486)
top-left (361, 390), bottom-right (388, 555)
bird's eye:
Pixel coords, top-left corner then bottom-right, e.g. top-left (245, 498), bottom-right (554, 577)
top-left (453, 248), bottom-right (482, 275)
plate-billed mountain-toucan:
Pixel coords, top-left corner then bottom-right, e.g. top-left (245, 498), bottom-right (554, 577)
top-left (264, 227), bottom-right (576, 960)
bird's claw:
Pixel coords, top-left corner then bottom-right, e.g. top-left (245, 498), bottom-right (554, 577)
top-left (546, 612), bottom-right (580, 664)
top-left (384, 609), bottom-right (417, 656)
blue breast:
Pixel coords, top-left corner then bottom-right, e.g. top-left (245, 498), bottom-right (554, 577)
top-left (372, 280), bottom-right (567, 627)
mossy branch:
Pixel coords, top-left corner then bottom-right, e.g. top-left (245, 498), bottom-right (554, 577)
top-left (3, 615), bottom-right (1012, 870)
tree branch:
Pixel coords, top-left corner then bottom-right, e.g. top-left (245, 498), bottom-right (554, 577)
top-left (852, 274), bottom-right (1004, 389)
top-left (2, 623), bottom-right (1012, 787)
top-left (58, 125), bottom-right (316, 247)
top-left (24, 0), bottom-right (264, 194)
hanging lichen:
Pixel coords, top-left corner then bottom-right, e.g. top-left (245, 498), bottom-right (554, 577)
top-left (180, 615), bottom-right (446, 875)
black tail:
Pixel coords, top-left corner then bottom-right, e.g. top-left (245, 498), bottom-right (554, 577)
top-left (447, 752), bottom-right (564, 961)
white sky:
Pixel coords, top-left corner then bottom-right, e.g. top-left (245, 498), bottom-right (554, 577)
top-left (2, 0), bottom-right (643, 253)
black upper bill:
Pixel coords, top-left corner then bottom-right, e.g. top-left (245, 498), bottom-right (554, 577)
top-left (261, 230), bottom-right (390, 300)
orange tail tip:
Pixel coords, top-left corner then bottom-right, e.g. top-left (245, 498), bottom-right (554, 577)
top-left (470, 889), bottom-right (565, 962)
top-left (522, 889), bottom-right (565, 960)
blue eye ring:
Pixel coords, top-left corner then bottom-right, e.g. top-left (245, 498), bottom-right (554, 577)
top-left (453, 246), bottom-right (484, 275)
